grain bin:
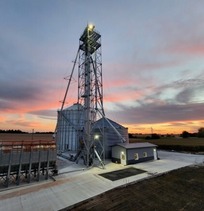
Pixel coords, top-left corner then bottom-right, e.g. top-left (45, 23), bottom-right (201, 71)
top-left (56, 103), bottom-right (84, 152)
top-left (93, 117), bottom-right (129, 158)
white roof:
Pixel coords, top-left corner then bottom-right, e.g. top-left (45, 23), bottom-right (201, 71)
top-left (114, 142), bottom-right (157, 149)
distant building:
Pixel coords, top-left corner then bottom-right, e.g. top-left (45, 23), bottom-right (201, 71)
top-left (111, 142), bottom-right (158, 165)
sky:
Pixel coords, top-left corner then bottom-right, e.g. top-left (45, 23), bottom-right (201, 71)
top-left (0, 0), bottom-right (204, 134)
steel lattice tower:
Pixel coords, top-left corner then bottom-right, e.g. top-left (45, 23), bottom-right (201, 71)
top-left (56, 24), bottom-right (128, 168)
top-left (78, 25), bottom-right (105, 166)
top-left (55, 24), bottom-right (105, 167)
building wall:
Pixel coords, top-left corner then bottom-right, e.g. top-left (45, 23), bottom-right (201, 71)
top-left (93, 118), bottom-right (129, 159)
top-left (112, 146), bottom-right (157, 165)
top-left (111, 145), bottom-right (127, 164)
top-left (111, 145), bottom-right (123, 159)
top-left (127, 147), bottom-right (155, 161)
top-left (104, 127), bottom-right (128, 158)
top-left (56, 105), bottom-right (84, 152)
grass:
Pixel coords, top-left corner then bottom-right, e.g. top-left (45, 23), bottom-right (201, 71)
top-left (129, 137), bottom-right (204, 146)
top-left (130, 137), bottom-right (204, 153)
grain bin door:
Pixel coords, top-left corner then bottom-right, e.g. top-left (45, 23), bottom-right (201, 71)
top-left (120, 151), bottom-right (126, 165)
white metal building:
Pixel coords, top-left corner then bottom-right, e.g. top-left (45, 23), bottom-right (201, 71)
top-left (111, 142), bottom-right (158, 165)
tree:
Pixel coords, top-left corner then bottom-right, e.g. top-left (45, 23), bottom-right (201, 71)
top-left (151, 133), bottom-right (160, 139)
top-left (181, 131), bottom-right (190, 138)
top-left (198, 128), bottom-right (204, 138)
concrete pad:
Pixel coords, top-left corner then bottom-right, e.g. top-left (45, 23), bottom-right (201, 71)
top-left (0, 150), bottom-right (203, 211)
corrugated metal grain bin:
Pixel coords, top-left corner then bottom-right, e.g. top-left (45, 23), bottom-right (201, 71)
top-left (56, 103), bottom-right (84, 152)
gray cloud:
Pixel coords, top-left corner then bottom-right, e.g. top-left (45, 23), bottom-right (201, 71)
top-left (175, 88), bottom-right (194, 104)
top-left (162, 78), bottom-right (204, 89)
top-left (140, 77), bottom-right (204, 104)
top-left (107, 102), bottom-right (204, 124)
top-left (29, 109), bottom-right (57, 119)
top-left (0, 81), bottom-right (41, 101)
top-left (105, 75), bottom-right (204, 126)
top-left (0, 100), bottom-right (14, 111)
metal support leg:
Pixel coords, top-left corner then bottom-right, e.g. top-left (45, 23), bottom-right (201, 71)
top-left (17, 145), bottom-right (23, 185)
top-left (28, 149), bottom-right (32, 183)
top-left (6, 151), bottom-right (12, 187)
top-left (37, 149), bottom-right (41, 181)
top-left (45, 149), bottom-right (50, 180)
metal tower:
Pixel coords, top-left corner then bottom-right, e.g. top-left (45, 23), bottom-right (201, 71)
top-left (56, 24), bottom-right (105, 167)
top-left (78, 24), bottom-right (105, 167)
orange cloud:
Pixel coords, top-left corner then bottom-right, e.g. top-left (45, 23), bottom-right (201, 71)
top-left (124, 120), bottom-right (204, 134)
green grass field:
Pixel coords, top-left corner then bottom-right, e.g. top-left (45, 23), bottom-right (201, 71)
top-left (130, 137), bottom-right (204, 146)
top-left (130, 137), bottom-right (204, 152)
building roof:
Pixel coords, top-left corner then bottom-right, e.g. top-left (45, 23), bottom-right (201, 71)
top-left (93, 117), bottom-right (127, 129)
top-left (63, 103), bottom-right (83, 111)
top-left (114, 142), bottom-right (157, 149)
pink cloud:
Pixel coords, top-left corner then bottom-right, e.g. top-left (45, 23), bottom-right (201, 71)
top-left (5, 119), bottom-right (41, 128)
top-left (169, 44), bottom-right (204, 56)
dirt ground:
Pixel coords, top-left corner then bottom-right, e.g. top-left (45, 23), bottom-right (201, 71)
top-left (0, 133), bottom-right (53, 142)
top-left (67, 165), bottom-right (204, 211)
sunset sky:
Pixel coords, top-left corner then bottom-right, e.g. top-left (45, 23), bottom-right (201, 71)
top-left (0, 0), bottom-right (204, 134)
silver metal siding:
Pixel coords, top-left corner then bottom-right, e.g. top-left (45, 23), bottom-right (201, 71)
top-left (93, 118), bottom-right (129, 158)
top-left (127, 147), bottom-right (154, 160)
top-left (56, 106), bottom-right (84, 152)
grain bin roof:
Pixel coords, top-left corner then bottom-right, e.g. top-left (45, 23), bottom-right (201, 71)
top-left (63, 103), bottom-right (83, 111)
top-left (93, 117), bottom-right (127, 129)
top-left (115, 142), bottom-right (157, 149)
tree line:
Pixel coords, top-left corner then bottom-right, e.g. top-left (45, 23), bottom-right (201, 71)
top-left (0, 129), bottom-right (53, 134)
top-left (0, 129), bottom-right (27, 134)
top-left (181, 127), bottom-right (204, 138)
top-left (129, 127), bottom-right (204, 139)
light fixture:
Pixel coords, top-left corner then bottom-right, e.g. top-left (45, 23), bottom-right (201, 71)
top-left (94, 134), bottom-right (99, 140)
top-left (88, 24), bottom-right (95, 31)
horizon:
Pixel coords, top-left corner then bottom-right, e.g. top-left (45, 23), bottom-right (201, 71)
top-left (0, 0), bottom-right (204, 134)
top-left (0, 128), bottom-right (200, 136)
